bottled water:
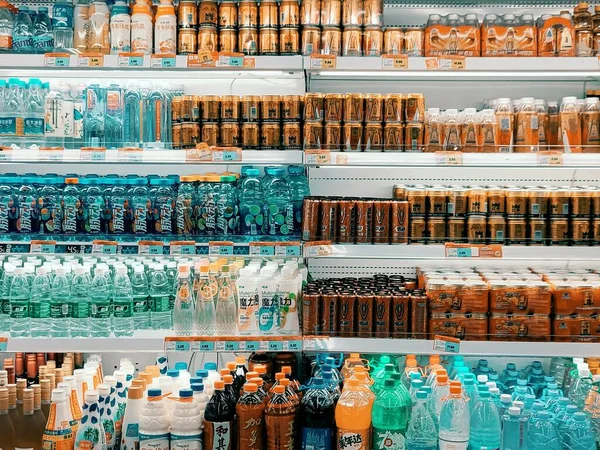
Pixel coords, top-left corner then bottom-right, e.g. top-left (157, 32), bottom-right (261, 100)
top-left (215, 265), bottom-right (237, 336)
top-left (72, 85), bottom-right (84, 148)
top-left (52, 1), bottom-right (73, 51)
top-left (81, 177), bottom-right (103, 234)
top-left (567, 412), bottom-right (596, 450)
top-left (9, 267), bottom-right (30, 337)
top-left (217, 175), bottom-right (238, 235)
top-left (30, 266), bottom-right (51, 338)
top-left (62, 178), bottom-right (80, 235)
top-left (149, 263), bottom-right (172, 330)
top-left (239, 168), bottom-right (263, 236)
top-left (0, 264), bottom-right (15, 333)
top-left (105, 82), bottom-right (124, 149)
top-left (570, 368), bottom-right (593, 408)
top-left (5, 78), bottom-right (24, 147)
top-left (12, 7), bottom-right (33, 53)
top-left (264, 167), bottom-right (293, 235)
top-left (32, 7), bottom-right (53, 53)
top-left (0, 5), bottom-right (13, 52)
top-left (469, 390), bottom-right (501, 449)
top-left (194, 265), bottom-right (215, 335)
top-left (406, 390), bottom-right (437, 450)
top-left (59, 84), bottom-right (74, 148)
top-left (124, 81), bottom-right (143, 147)
top-left (131, 177), bottom-right (150, 235)
top-left (70, 266), bottom-right (90, 338)
top-left (430, 372), bottom-right (450, 418)
top-left (131, 265), bottom-right (150, 329)
top-left (113, 265), bottom-right (134, 337)
top-left (90, 266), bottom-right (112, 337)
top-left (438, 385), bottom-right (470, 450)
top-left (287, 165), bottom-right (310, 233)
top-left (502, 406), bottom-right (528, 450)
top-left (527, 411), bottom-right (559, 450)
top-left (44, 82), bottom-right (65, 147)
top-left (83, 82), bottom-right (106, 147)
top-left (50, 266), bottom-right (71, 337)
top-left (23, 78), bottom-right (45, 148)
top-left (173, 265), bottom-right (194, 336)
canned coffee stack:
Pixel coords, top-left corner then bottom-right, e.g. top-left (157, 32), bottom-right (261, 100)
top-left (381, 26), bottom-right (424, 56)
top-left (178, 0), bottom-right (199, 54)
top-left (280, 0), bottom-right (301, 54)
top-left (172, 95), bottom-right (202, 149)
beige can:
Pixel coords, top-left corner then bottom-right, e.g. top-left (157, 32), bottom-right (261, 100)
top-left (221, 123), bottom-right (241, 147)
top-left (364, 94), bottom-right (384, 122)
top-left (304, 121), bottom-right (323, 149)
top-left (404, 27), bottom-right (424, 56)
top-left (242, 123), bottom-right (260, 149)
top-left (178, 0), bottom-right (198, 28)
top-left (198, 26), bottom-right (218, 51)
top-left (280, 28), bottom-right (300, 54)
top-left (363, 0), bottom-right (383, 26)
top-left (301, 25), bottom-right (321, 55)
top-left (363, 25), bottom-right (383, 56)
top-left (405, 93), bottom-right (425, 123)
top-left (364, 123), bottom-right (383, 151)
top-left (241, 95), bottom-right (260, 121)
top-left (342, 0), bottom-right (364, 26)
top-left (324, 94), bottom-right (344, 122)
top-left (321, 0), bottom-right (341, 26)
top-left (280, 0), bottom-right (300, 27)
top-left (343, 122), bottom-right (363, 152)
top-left (383, 28), bottom-right (404, 54)
top-left (178, 29), bottom-right (197, 54)
top-left (283, 122), bottom-right (302, 149)
top-left (342, 25), bottom-right (362, 56)
top-left (259, 28), bottom-right (279, 54)
top-left (383, 123), bottom-right (404, 151)
top-left (238, 0), bottom-right (259, 27)
top-left (344, 93), bottom-right (364, 122)
top-left (259, 0), bottom-right (279, 27)
top-left (219, 29), bottom-right (237, 52)
top-left (384, 94), bottom-right (404, 123)
top-left (467, 216), bottom-right (487, 243)
top-left (220, 95), bottom-right (240, 122)
top-left (219, 0), bottom-right (238, 28)
top-left (324, 122), bottom-right (342, 150)
top-left (304, 93), bottom-right (324, 121)
top-left (198, 0), bottom-right (218, 26)
top-left (238, 27), bottom-right (258, 55)
top-left (322, 26), bottom-right (342, 55)
top-left (282, 95), bottom-right (302, 121)
top-left (201, 95), bottom-right (220, 121)
top-left (300, 0), bottom-right (321, 25)
top-left (261, 95), bottom-right (281, 122)
top-left (201, 123), bottom-right (219, 146)
top-left (260, 123), bottom-right (282, 149)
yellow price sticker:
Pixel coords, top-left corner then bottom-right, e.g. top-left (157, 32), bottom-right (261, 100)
top-left (382, 54), bottom-right (408, 69)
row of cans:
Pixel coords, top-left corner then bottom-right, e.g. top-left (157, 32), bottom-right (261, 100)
top-left (301, 197), bottom-right (409, 243)
top-left (394, 184), bottom-right (600, 218)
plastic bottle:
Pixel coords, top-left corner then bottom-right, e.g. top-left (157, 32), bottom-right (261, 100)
top-left (146, 82), bottom-right (169, 147)
top-left (287, 165), bottom-right (310, 234)
top-left (96, 384), bottom-right (116, 450)
top-left (561, 96), bottom-right (583, 152)
top-left (121, 386), bottom-right (143, 450)
top-left (149, 263), bottom-right (172, 330)
top-left (139, 388), bottom-right (170, 450)
top-left (526, 410), bottom-right (559, 450)
top-left (90, 266), bottom-right (112, 338)
top-left (88, 0), bottom-right (109, 53)
top-left (42, 389), bottom-right (75, 450)
top-left (150, 177), bottom-right (175, 235)
top-left (335, 378), bottom-right (372, 450)
top-left (123, 81), bottom-right (143, 147)
top-left (204, 380), bottom-right (234, 450)
top-left (264, 168), bottom-right (293, 236)
top-left (566, 412), bottom-right (596, 450)
top-left (406, 390), bottom-right (437, 450)
top-left (469, 389), bottom-right (501, 450)
top-left (237, 382), bottom-right (265, 450)
top-left (570, 368), bottom-right (593, 409)
top-left (9, 266), bottom-right (30, 337)
top-left (71, 266), bottom-right (91, 338)
top-left (52, 1), bottom-right (73, 50)
top-left (439, 385), bottom-right (470, 450)
top-left (60, 83), bottom-right (75, 148)
top-left (83, 83), bottom-right (106, 147)
top-left (0, 2), bottom-right (14, 52)
top-left (113, 265), bottom-right (134, 337)
top-left (131, 265), bottom-right (150, 330)
top-left (105, 82), bottom-right (124, 149)
top-left (215, 265), bottom-right (237, 336)
top-left (112, 371), bottom-right (128, 446)
top-left (462, 375), bottom-right (478, 412)
top-left (131, 0), bottom-right (152, 54)
top-left (74, 390), bottom-right (107, 450)
top-left (29, 266), bottom-right (51, 337)
top-left (372, 378), bottom-right (408, 449)
top-left (12, 7), bottom-right (33, 53)
top-left (501, 407), bottom-right (528, 450)
top-left (153, 0), bottom-right (175, 54)
top-left (277, 265), bottom-right (300, 335)
top-left (235, 267), bottom-right (258, 335)
top-left (0, 387), bottom-right (15, 450)
top-left (50, 266), bottom-right (70, 337)
top-left (43, 82), bottom-right (64, 147)
top-left (23, 78), bottom-right (45, 147)
top-left (32, 6), bottom-right (53, 53)
top-left (430, 373), bottom-right (450, 418)
top-left (110, 1), bottom-right (131, 53)
top-left (265, 384), bottom-right (296, 450)
top-left (239, 168), bottom-right (263, 236)
top-left (299, 377), bottom-right (334, 450)
top-left (173, 265), bottom-right (194, 336)
top-left (170, 388), bottom-right (201, 450)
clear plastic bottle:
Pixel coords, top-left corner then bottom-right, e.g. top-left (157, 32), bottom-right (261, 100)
top-left (32, 6), bottom-right (53, 53)
top-left (44, 81), bottom-right (65, 148)
top-left (146, 82), bottom-right (169, 147)
top-left (23, 78), bottom-right (45, 148)
top-left (263, 167), bottom-right (293, 236)
top-left (29, 266), bottom-right (51, 338)
top-left (0, 3), bottom-right (14, 53)
top-left (173, 265), bottom-right (194, 336)
top-left (561, 96), bottom-right (583, 152)
top-left (139, 388), bottom-right (170, 450)
top-left (469, 389), bottom-right (501, 449)
top-left (566, 411), bottom-right (596, 450)
top-left (62, 178), bottom-right (80, 235)
top-left (149, 178), bottom-right (175, 235)
top-left (287, 165), bottom-right (310, 234)
top-left (110, 1), bottom-right (131, 53)
top-left (52, 2), bottom-right (73, 50)
top-left (9, 267), bottom-right (30, 337)
top-left (430, 372), bottom-right (450, 418)
top-left (70, 266), bottom-right (91, 338)
top-left (72, 85), bottom-right (85, 148)
top-left (194, 265), bottom-right (215, 335)
top-left (90, 266), bottom-right (112, 338)
top-left (406, 391), bottom-right (437, 450)
top-left (50, 266), bottom-right (71, 338)
top-left (130, 265), bottom-right (149, 330)
top-left (83, 82), bottom-right (106, 147)
top-left (5, 78), bottom-right (24, 147)
top-left (217, 175), bottom-right (238, 236)
top-left (527, 410), bottom-right (559, 450)
top-left (502, 406), bottom-right (528, 450)
top-left (170, 388), bottom-right (201, 450)
top-left (149, 263), bottom-right (172, 330)
top-left (60, 83), bottom-right (74, 148)
top-left (216, 265), bottom-right (237, 336)
top-left (113, 266), bottom-right (134, 337)
top-left (439, 385), bottom-right (470, 450)
top-left (0, 264), bottom-right (15, 332)
top-left (105, 82), bottom-right (124, 149)
top-left (12, 7), bottom-right (33, 53)
top-left (123, 80), bottom-right (143, 147)
top-left (570, 368), bottom-right (593, 408)
top-left (239, 168), bottom-right (263, 236)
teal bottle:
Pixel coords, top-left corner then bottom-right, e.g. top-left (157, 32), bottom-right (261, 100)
top-left (105, 83), bottom-right (124, 149)
top-left (70, 266), bottom-right (91, 338)
top-left (557, 405), bottom-right (579, 448)
top-left (372, 379), bottom-right (408, 449)
top-left (84, 83), bottom-right (106, 147)
top-left (239, 168), bottom-right (263, 236)
top-left (110, 178), bottom-right (131, 235)
top-left (149, 263), bottom-right (172, 330)
top-left (38, 176), bottom-right (62, 234)
top-left (469, 390), bottom-right (501, 450)
top-left (566, 412), bottom-right (596, 450)
top-left (90, 266), bottom-right (112, 337)
top-left (263, 167), bottom-right (293, 236)
top-left (570, 368), bottom-right (593, 409)
top-left (29, 266), bottom-right (51, 337)
top-left (80, 177), bottom-right (104, 234)
top-left (373, 364), bottom-right (396, 395)
top-left (175, 176), bottom-right (196, 235)
top-left (287, 165), bottom-right (310, 234)
top-left (9, 267), bottom-right (30, 337)
top-left (16, 176), bottom-right (38, 233)
top-left (217, 175), bottom-right (238, 235)
top-left (501, 407), bottom-right (528, 450)
top-left (527, 411), bottom-right (559, 450)
top-left (113, 266), bottom-right (134, 337)
top-left (0, 265), bottom-right (15, 333)
top-left (406, 391), bottom-right (437, 450)
top-left (0, 175), bottom-right (13, 234)
top-left (463, 374), bottom-right (478, 412)
top-left (62, 177), bottom-right (80, 235)
top-left (130, 177), bottom-right (150, 235)
top-left (149, 178), bottom-right (175, 235)
top-left (124, 80), bottom-right (143, 147)
top-left (50, 266), bottom-right (71, 337)
top-left (131, 265), bottom-right (149, 330)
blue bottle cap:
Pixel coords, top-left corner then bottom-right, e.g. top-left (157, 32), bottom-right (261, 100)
top-left (179, 389), bottom-right (193, 398)
top-left (196, 369), bottom-right (208, 378)
top-left (149, 177), bottom-right (176, 186)
top-left (416, 390), bottom-right (427, 400)
top-left (190, 377), bottom-right (202, 385)
top-left (167, 369), bottom-right (179, 378)
top-left (204, 362), bottom-right (217, 371)
top-left (147, 388), bottom-right (162, 397)
top-left (312, 377), bottom-right (324, 387)
top-left (517, 379), bottom-right (527, 386)
top-left (322, 371), bottom-right (333, 380)
top-left (191, 383), bottom-right (204, 392)
top-left (174, 362), bottom-right (188, 371)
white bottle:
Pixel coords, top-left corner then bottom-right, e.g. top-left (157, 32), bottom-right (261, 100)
top-left (204, 363), bottom-right (220, 387)
top-left (131, 0), bottom-right (153, 54)
top-left (169, 389), bottom-right (202, 450)
top-left (258, 267), bottom-right (277, 335)
top-left (154, 0), bottom-right (176, 54)
top-left (110, 0), bottom-right (131, 53)
top-left (121, 386), bottom-right (144, 450)
top-left (277, 266), bottom-right (300, 335)
top-left (191, 383), bottom-right (208, 421)
top-left (56, 382), bottom-right (77, 429)
top-left (236, 267), bottom-right (259, 335)
top-left (139, 388), bottom-right (170, 450)
top-left (43, 389), bottom-right (74, 446)
top-left (174, 362), bottom-right (191, 389)
top-left (98, 383), bottom-right (117, 450)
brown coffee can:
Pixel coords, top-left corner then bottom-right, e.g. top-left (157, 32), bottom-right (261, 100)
top-left (343, 122), bottom-right (363, 152)
top-left (172, 123), bottom-right (182, 149)
top-left (259, 28), bottom-right (279, 54)
top-left (219, 0), bottom-right (238, 28)
top-left (338, 292), bottom-right (357, 337)
top-left (178, 29), bottom-right (198, 54)
top-left (260, 123), bottom-right (281, 149)
top-left (488, 216), bottom-right (507, 244)
top-left (393, 185), bottom-right (406, 200)
top-left (201, 122), bottom-right (219, 146)
top-left (324, 122), bottom-right (342, 151)
top-left (304, 121), bottom-right (323, 149)
top-left (241, 123), bottom-right (260, 149)
top-left (468, 187), bottom-right (488, 216)
top-left (201, 95), bottom-right (220, 121)
top-left (507, 218), bottom-right (527, 245)
top-left (342, 0), bottom-right (364, 26)
top-left (410, 291), bottom-right (428, 339)
top-left (280, 28), bottom-right (300, 54)
top-left (448, 187), bottom-right (469, 217)
top-left (427, 187), bottom-right (447, 216)
top-left (384, 28), bottom-right (404, 54)
top-left (300, 0), bottom-right (321, 25)
top-left (282, 122), bottom-right (302, 149)
top-left (301, 25), bottom-right (321, 54)
top-left (198, 0), bottom-right (218, 26)
top-left (356, 294), bottom-right (374, 337)
top-left (448, 217), bottom-right (466, 242)
top-left (241, 95), bottom-right (260, 121)
top-left (404, 27), bottom-right (424, 56)
top-left (406, 186), bottom-right (427, 216)
top-left (337, 198), bottom-right (356, 243)
top-left (487, 187), bottom-right (506, 216)
top-left (261, 95), bottom-right (280, 122)
top-left (197, 25), bottom-right (218, 51)
top-left (391, 292), bottom-right (409, 337)
top-left (427, 217), bottom-right (446, 244)
top-left (384, 123), bottom-right (404, 151)
top-left (179, 0), bottom-right (198, 28)
top-left (220, 123), bottom-right (240, 147)
top-left (405, 93), bottom-right (425, 123)
top-left (219, 29), bottom-right (237, 52)
top-left (592, 190), bottom-right (600, 218)
top-left (373, 200), bottom-right (390, 244)
top-left (259, 0), bottom-right (278, 27)
top-left (593, 218), bottom-right (600, 245)
top-left (549, 188), bottom-right (570, 217)
top-left (238, 0), bottom-right (258, 27)
top-left (363, 25), bottom-right (383, 56)
top-left (301, 197), bottom-right (320, 241)
top-left (572, 218), bottom-right (591, 245)
top-left (384, 94), bottom-right (403, 123)
top-left (405, 122), bottom-right (424, 151)
top-left (280, 0), bottom-right (300, 27)
top-left (183, 123), bottom-right (201, 148)
top-left (319, 198), bottom-right (338, 241)
top-left (364, 94), bottom-right (384, 123)
top-left (529, 218), bottom-right (546, 246)
top-left (322, 26), bottom-right (342, 55)
top-left (238, 27), bottom-right (258, 54)
top-left (220, 95), bottom-right (240, 122)
top-left (321, 0), bottom-right (341, 25)
top-left (528, 188), bottom-right (548, 218)
top-left (320, 292), bottom-right (339, 336)
top-left (304, 93), bottom-right (324, 121)
top-left (344, 94), bottom-right (363, 122)
top-left (391, 200), bottom-right (408, 244)
top-left (549, 218), bottom-right (569, 245)
top-left (171, 96), bottom-right (182, 123)
top-left (282, 95), bottom-right (302, 121)
top-left (364, 123), bottom-right (383, 152)
top-left (572, 189), bottom-right (593, 218)
top-left (324, 94), bottom-right (344, 122)
top-left (342, 25), bottom-right (362, 56)
top-left (467, 215), bottom-right (486, 243)
top-left (374, 293), bottom-right (392, 338)
top-left (302, 292), bottom-right (320, 334)
top-left (355, 199), bottom-right (373, 244)
top-left (506, 187), bottom-right (527, 218)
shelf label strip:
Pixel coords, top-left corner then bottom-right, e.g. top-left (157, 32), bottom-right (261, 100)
top-left (445, 243), bottom-right (503, 258)
top-left (433, 335), bottom-right (461, 353)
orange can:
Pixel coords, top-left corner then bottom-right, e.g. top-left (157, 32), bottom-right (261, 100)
top-left (178, 29), bottom-right (197, 54)
top-left (202, 123), bottom-right (219, 146)
top-left (197, 26), bottom-right (218, 51)
top-left (282, 95), bottom-right (302, 121)
top-left (405, 93), bottom-right (425, 123)
top-left (384, 123), bottom-right (404, 151)
top-left (201, 95), bottom-right (220, 121)
top-left (324, 122), bottom-right (342, 150)
top-left (259, 0), bottom-right (278, 27)
top-left (343, 123), bottom-right (363, 151)
top-left (384, 94), bottom-right (403, 122)
top-left (280, 0), bottom-right (300, 27)
top-left (363, 0), bottom-right (383, 26)
top-left (178, 0), bottom-right (198, 28)
top-left (259, 28), bottom-right (279, 54)
top-left (221, 123), bottom-right (241, 147)
top-left (342, 25), bottom-right (362, 56)
top-left (261, 95), bottom-right (281, 122)
top-left (363, 25), bottom-right (383, 56)
top-left (302, 25), bottom-right (321, 55)
top-left (342, 0), bottom-right (364, 26)
top-left (242, 123), bottom-right (260, 149)
top-left (405, 122), bottom-right (424, 151)
top-left (322, 26), bottom-right (342, 55)
top-left (238, 0), bottom-right (258, 27)
top-left (300, 0), bottom-right (321, 25)
top-left (241, 95), bottom-right (260, 121)
top-left (260, 123), bottom-right (281, 149)
top-left (344, 93), bottom-right (363, 122)
top-left (219, 0), bottom-right (238, 28)
top-left (280, 28), bottom-right (300, 54)
top-left (364, 94), bottom-right (384, 122)
top-left (321, 0), bottom-right (341, 26)
top-left (324, 94), bottom-right (344, 122)
top-left (282, 122), bottom-right (302, 149)
top-left (198, 0), bottom-right (218, 26)
top-left (220, 95), bottom-right (241, 122)
top-left (384, 28), bottom-right (404, 54)
top-left (239, 27), bottom-right (258, 54)
top-left (219, 29), bottom-right (237, 52)
top-left (364, 123), bottom-right (383, 151)
top-left (304, 93), bottom-right (324, 121)
top-left (405, 27), bottom-right (424, 56)
top-left (304, 122), bottom-right (323, 149)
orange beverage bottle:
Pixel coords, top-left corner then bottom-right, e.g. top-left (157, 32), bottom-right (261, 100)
top-left (514, 97), bottom-right (539, 152)
top-left (282, 366), bottom-right (301, 394)
top-left (265, 385), bottom-right (297, 450)
top-left (494, 98), bottom-right (514, 152)
top-left (236, 383), bottom-right (265, 450)
top-left (279, 378), bottom-right (299, 407)
top-left (335, 378), bottom-right (374, 450)
top-left (442, 109), bottom-right (462, 150)
top-left (547, 100), bottom-right (561, 147)
top-left (460, 108), bottom-right (480, 152)
top-left (340, 353), bottom-right (366, 379)
top-left (561, 96), bottom-right (583, 152)
top-left (535, 99), bottom-right (549, 150)
top-left (249, 377), bottom-right (268, 403)
top-left (254, 365), bottom-right (274, 392)
top-left (582, 97), bottom-right (600, 152)
top-left (424, 108), bottom-right (443, 152)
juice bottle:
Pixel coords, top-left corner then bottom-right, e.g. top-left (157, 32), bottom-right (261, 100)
top-left (75, 390), bottom-right (107, 450)
top-left (515, 97), bottom-right (539, 152)
top-left (204, 380), bottom-right (234, 450)
top-left (154, 0), bottom-right (176, 54)
top-left (42, 388), bottom-right (75, 450)
top-left (460, 108), bottom-right (479, 152)
top-left (300, 377), bottom-right (335, 450)
top-left (494, 98), bottom-right (514, 152)
top-left (335, 378), bottom-right (373, 450)
top-left (547, 100), bottom-right (560, 147)
top-left (442, 109), bottom-right (461, 150)
top-left (535, 99), bottom-right (549, 151)
top-left (131, 0), bottom-right (153, 54)
top-left (0, 388), bottom-right (15, 450)
top-left (424, 108), bottom-right (443, 152)
top-left (88, 0), bottom-right (110, 54)
top-left (170, 389), bottom-right (202, 450)
top-left (582, 97), bottom-right (600, 152)
top-left (340, 354), bottom-right (365, 380)
top-left (236, 383), bottom-right (265, 450)
top-left (121, 386), bottom-right (143, 450)
top-left (561, 96), bottom-right (583, 152)
top-left (265, 385), bottom-right (297, 450)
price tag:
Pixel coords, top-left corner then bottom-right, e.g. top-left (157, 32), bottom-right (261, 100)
top-left (0, 148), bottom-right (12, 161)
top-left (191, 51), bottom-right (218, 67)
top-left (537, 151), bottom-right (563, 165)
top-left (445, 243), bottom-right (503, 258)
top-left (44, 53), bottom-right (71, 67)
top-left (283, 340), bottom-right (302, 351)
top-left (245, 341), bottom-right (260, 351)
top-left (209, 241), bottom-right (234, 256)
top-left (309, 54), bottom-right (337, 69)
top-left (30, 240), bottom-right (56, 254)
top-left (78, 53), bottom-right (104, 67)
top-left (424, 57), bottom-right (440, 70)
top-left (151, 54), bottom-right (176, 68)
top-left (249, 243), bottom-right (275, 256)
top-left (435, 152), bottom-right (463, 165)
top-left (433, 335), bottom-right (461, 353)
top-left (212, 149), bottom-right (242, 162)
top-left (117, 148), bottom-right (143, 162)
top-left (268, 341), bottom-right (283, 351)
top-left (224, 341), bottom-right (239, 351)
top-left (438, 56), bottom-right (466, 70)
top-left (92, 240), bottom-right (118, 255)
top-left (175, 341), bottom-right (191, 351)
top-left (302, 337), bottom-right (329, 351)
top-left (186, 144), bottom-right (212, 162)
top-left (335, 154), bottom-right (348, 165)
top-left (305, 150), bottom-right (331, 165)
top-left (382, 54), bottom-right (408, 69)
top-left (215, 341), bottom-right (225, 351)
top-left (138, 241), bottom-right (164, 255)
top-left (39, 147), bottom-right (64, 161)
top-left (304, 241), bottom-right (333, 257)
top-left (80, 147), bottom-right (106, 161)
top-left (218, 53), bottom-right (244, 67)
top-left (275, 242), bottom-right (301, 257)
top-left (199, 341), bottom-right (215, 351)
top-left (117, 52), bottom-right (144, 67)
top-left (244, 57), bottom-right (256, 68)
top-left (170, 242), bottom-right (196, 255)
top-left (0, 338), bottom-right (6, 351)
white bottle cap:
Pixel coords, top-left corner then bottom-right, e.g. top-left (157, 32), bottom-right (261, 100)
top-left (74, 266), bottom-right (85, 275)
top-left (36, 266), bottom-right (48, 276)
top-left (55, 267), bottom-right (67, 276)
top-left (134, 265), bottom-right (144, 274)
top-left (490, 388), bottom-right (500, 396)
top-left (580, 368), bottom-right (591, 378)
top-left (116, 266), bottom-right (128, 275)
top-left (97, 384), bottom-right (110, 396)
top-left (281, 266), bottom-right (295, 277)
top-left (512, 401), bottom-right (524, 410)
top-left (51, 389), bottom-right (66, 402)
top-left (508, 407), bottom-right (521, 416)
top-left (500, 394), bottom-right (512, 403)
top-left (85, 390), bottom-right (100, 403)
top-left (14, 267), bottom-right (25, 275)
top-left (239, 267), bottom-right (253, 277)
top-left (477, 375), bottom-right (488, 384)
top-left (486, 382), bottom-right (497, 389)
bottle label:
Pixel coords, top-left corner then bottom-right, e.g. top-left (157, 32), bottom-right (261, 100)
top-left (265, 414), bottom-right (295, 450)
top-left (266, 203), bottom-right (293, 235)
top-left (155, 15), bottom-right (176, 54)
top-left (45, 97), bottom-right (65, 138)
top-left (131, 14), bottom-right (152, 53)
top-left (133, 200), bottom-right (147, 234)
top-left (0, 35), bottom-right (13, 50)
top-left (53, 4), bottom-right (74, 27)
top-left (63, 200), bottom-right (78, 234)
top-left (133, 296), bottom-right (148, 314)
top-left (0, 197), bottom-right (10, 233)
top-left (74, 101), bottom-right (84, 139)
top-left (23, 117), bottom-right (45, 137)
top-left (33, 34), bottom-right (54, 51)
top-left (139, 433), bottom-right (169, 450)
top-left (438, 440), bottom-right (468, 450)
top-left (10, 302), bottom-right (29, 319)
top-left (32, 301), bottom-right (51, 318)
top-left (107, 90), bottom-right (122, 114)
top-left (110, 15), bottom-right (131, 52)
top-left (237, 291), bottom-right (259, 333)
top-left (87, 199), bottom-right (102, 233)
top-left (18, 197), bottom-right (34, 233)
top-left (125, 423), bottom-right (139, 438)
top-left (12, 35), bottom-right (33, 51)
top-left (0, 117), bottom-right (17, 136)
top-left (1, 298), bottom-right (10, 315)
top-left (113, 300), bottom-right (133, 318)
top-left (372, 429), bottom-right (405, 450)
top-left (62, 99), bottom-right (74, 138)
top-left (151, 295), bottom-right (170, 313)
top-left (237, 404), bottom-right (264, 450)
top-left (91, 301), bottom-right (111, 319)
top-left (170, 433), bottom-right (202, 450)
top-left (337, 429), bottom-right (370, 450)
top-left (301, 427), bottom-right (333, 450)
top-left (204, 421), bottom-right (232, 450)
top-left (112, 203), bottom-right (125, 233)
top-left (72, 301), bottom-right (89, 319)
top-left (158, 202), bottom-right (173, 234)
top-left (50, 302), bottom-right (72, 318)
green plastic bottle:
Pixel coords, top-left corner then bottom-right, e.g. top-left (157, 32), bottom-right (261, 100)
top-left (372, 378), bottom-right (409, 449)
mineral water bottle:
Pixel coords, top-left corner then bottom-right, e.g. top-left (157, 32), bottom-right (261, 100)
top-left (52, 2), bottom-right (73, 50)
top-left (372, 378), bottom-right (409, 449)
top-left (430, 373), bottom-right (450, 418)
top-left (239, 168), bottom-right (263, 236)
top-left (5, 78), bottom-right (24, 147)
top-left (83, 82), bottom-right (106, 147)
top-left (501, 407), bottom-right (528, 450)
top-left (527, 411), bottom-right (559, 450)
top-left (0, 4), bottom-right (14, 53)
top-left (90, 266), bottom-right (112, 337)
top-left (439, 385), bottom-right (470, 450)
top-left (9, 267), bottom-right (30, 337)
top-left (105, 82), bottom-right (124, 149)
top-left (113, 266), bottom-right (134, 337)
top-left (566, 412), bottom-right (596, 450)
top-left (23, 78), bottom-right (45, 148)
top-left (12, 7), bottom-right (33, 53)
top-left (0, 264), bottom-right (15, 332)
top-left (72, 85), bottom-right (85, 148)
top-left (70, 266), bottom-right (91, 338)
top-left (194, 265), bottom-right (215, 335)
top-left (287, 165), bottom-right (310, 234)
top-left (216, 265), bottom-right (236, 336)
top-left (469, 390), bottom-right (501, 450)
top-left (149, 263), bottom-right (172, 330)
top-left (32, 7), bottom-right (53, 53)
top-left (570, 368), bottom-right (593, 409)
top-left (173, 266), bottom-right (194, 336)
top-left (59, 83), bottom-right (74, 148)
top-left (29, 266), bottom-right (51, 337)
top-left (123, 81), bottom-right (143, 147)
top-left (264, 167), bottom-right (293, 236)
top-left (406, 390), bottom-right (437, 450)
top-left (50, 266), bottom-right (71, 337)
top-left (131, 265), bottom-right (149, 330)
top-left (44, 82), bottom-right (65, 147)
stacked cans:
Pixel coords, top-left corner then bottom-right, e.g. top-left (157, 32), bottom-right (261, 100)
top-left (302, 274), bottom-right (428, 338)
top-left (300, 0), bottom-right (384, 56)
top-left (301, 196), bottom-right (409, 244)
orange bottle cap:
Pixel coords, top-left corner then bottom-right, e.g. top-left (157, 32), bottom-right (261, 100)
top-left (437, 374), bottom-right (448, 383)
top-left (246, 371), bottom-right (259, 380)
top-left (244, 383), bottom-right (258, 392)
top-left (436, 369), bottom-right (447, 375)
top-left (235, 356), bottom-right (246, 365)
top-left (255, 365), bottom-right (266, 375)
top-left (348, 379), bottom-right (359, 387)
top-left (250, 377), bottom-right (264, 386)
top-left (226, 362), bottom-right (236, 371)
top-left (282, 366), bottom-right (292, 374)
top-left (275, 373), bottom-right (285, 381)
top-left (450, 385), bottom-right (462, 394)
top-left (280, 379), bottom-right (290, 387)
top-left (223, 375), bottom-right (233, 383)
top-left (214, 380), bottom-right (225, 389)
top-left (273, 385), bottom-right (285, 394)
top-left (220, 369), bottom-right (230, 376)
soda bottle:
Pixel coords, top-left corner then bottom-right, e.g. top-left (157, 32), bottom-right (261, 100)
top-left (266, 385), bottom-right (296, 450)
top-left (223, 375), bottom-right (237, 409)
top-left (300, 377), bottom-right (334, 450)
top-left (0, 3), bottom-right (13, 54)
top-left (340, 354), bottom-right (366, 380)
top-left (406, 391), bottom-right (437, 450)
top-left (526, 410), bottom-right (559, 450)
top-left (335, 378), bottom-right (372, 450)
top-left (204, 380), bottom-right (234, 450)
top-left (233, 357), bottom-right (248, 396)
top-left (236, 383), bottom-right (265, 450)
top-left (439, 385), bottom-right (470, 450)
top-left (469, 389), bottom-right (501, 449)
top-left (372, 378), bottom-right (408, 449)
